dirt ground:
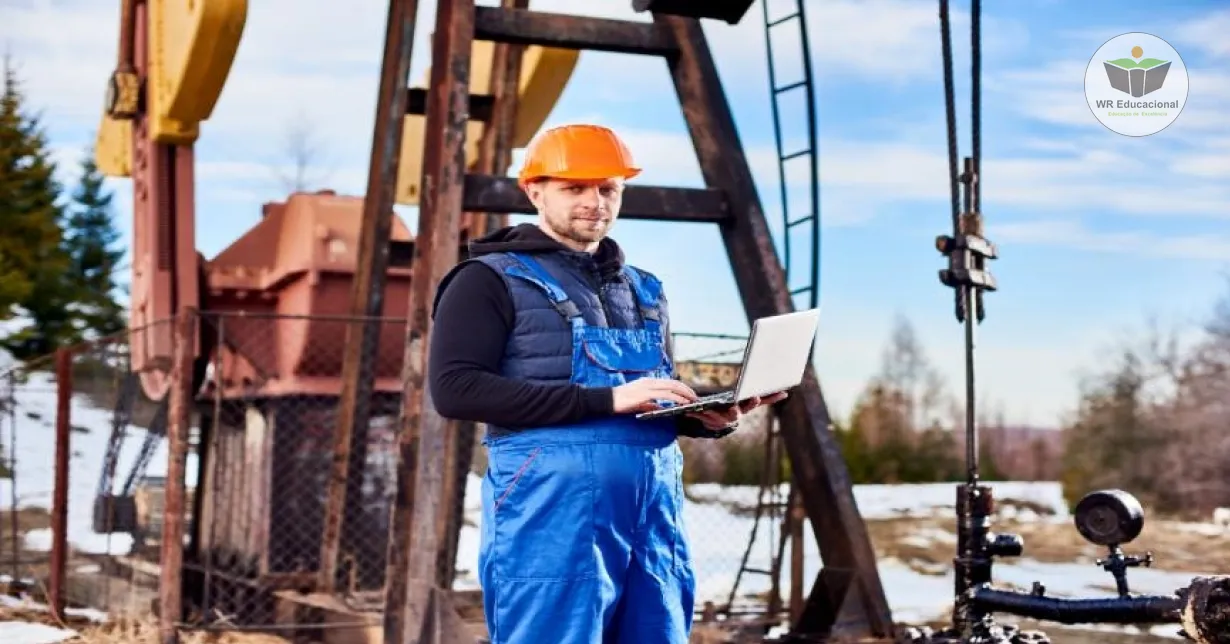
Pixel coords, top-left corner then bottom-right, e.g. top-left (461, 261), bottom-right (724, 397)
top-left (0, 593), bottom-right (1190, 644)
top-left (860, 510), bottom-right (1220, 644)
top-left (1, 507), bottom-right (1220, 643)
top-left (0, 606), bottom-right (293, 644)
top-left (867, 512), bottom-right (1228, 579)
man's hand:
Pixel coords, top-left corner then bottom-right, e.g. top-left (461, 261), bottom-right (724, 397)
top-left (686, 391), bottom-right (790, 431)
top-left (612, 378), bottom-right (699, 413)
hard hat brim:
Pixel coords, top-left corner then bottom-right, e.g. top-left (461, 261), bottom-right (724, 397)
top-left (519, 166), bottom-right (642, 186)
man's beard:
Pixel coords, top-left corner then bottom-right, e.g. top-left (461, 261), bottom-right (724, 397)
top-left (548, 213), bottom-right (608, 243)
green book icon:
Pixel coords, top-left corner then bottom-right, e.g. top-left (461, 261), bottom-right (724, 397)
top-left (1103, 47), bottom-right (1171, 97)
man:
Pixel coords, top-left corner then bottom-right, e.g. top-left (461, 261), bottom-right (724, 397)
top-left (428, 123), bottom-right (785, 644)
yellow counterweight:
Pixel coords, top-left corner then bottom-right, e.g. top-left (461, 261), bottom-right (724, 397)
top-left (393, 40), bottom-right (579, 205)
top-left (95, 0), bottom-right (579, 191)
top-left (94, 0), bottom-right (249, 174)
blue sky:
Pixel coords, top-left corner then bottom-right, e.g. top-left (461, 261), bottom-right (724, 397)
top-left (6, 0), bottom-right (1230, 428)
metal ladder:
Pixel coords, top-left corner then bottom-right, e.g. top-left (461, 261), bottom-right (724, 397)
top-left (722, 0), bottom-right (821, 620)
top-left (762, 0), bottom-right (821, 311)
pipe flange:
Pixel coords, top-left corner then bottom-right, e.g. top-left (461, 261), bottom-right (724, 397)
top-left (1181, 576), bottom-right (1230, 644)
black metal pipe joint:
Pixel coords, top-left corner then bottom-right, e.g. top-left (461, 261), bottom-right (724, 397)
top-left (973, 586), bottom-right (1182, 625)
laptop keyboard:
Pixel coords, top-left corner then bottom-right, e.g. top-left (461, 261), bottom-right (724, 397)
top-left (655, 391), bottom-right (734, 409)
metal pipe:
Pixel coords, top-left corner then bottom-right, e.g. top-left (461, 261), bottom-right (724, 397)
top-left (49, 349), bottom-right (71, 622)
top-left (117, 0), bottom-right (137, 72)
top-left (159, 310), bottom-right (195, 644)
top-left (6, 373), bottom-right (20, 589)
top-left (973, 587), bottom-right (1182, 625)
top-left (961, 156), bottom-right (978, 485)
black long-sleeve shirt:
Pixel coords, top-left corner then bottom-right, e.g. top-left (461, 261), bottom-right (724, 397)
top-left (427, 224), bottom-right (717, 438)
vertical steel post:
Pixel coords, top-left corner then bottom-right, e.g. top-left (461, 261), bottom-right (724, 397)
top-left (438, 0), bottom-right (529, 591)
top-left (49, 349), bottom-right (71, 622)
top-left (383, 0), bottom-right (475, 640)
top-left (5, 373), bottom-right (17, 589)
top-left (319, 0), bottom-right (421, 591)
top-left (159, 311), bottom-right (195, 644)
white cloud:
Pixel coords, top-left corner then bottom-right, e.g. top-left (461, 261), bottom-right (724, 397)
top-left (5, 0), bottom-right (1015, 148)
top-left (9, 0), bottom-right (1230, 428)
top-left (1171, 153), bottom-right (1230, 180)
top-left (996, 220), bottom-right (1230, 261)
top-left (1172, 8), bottom-right (1230, 59)
top-left (988, 36), bottom-right (1230, 144)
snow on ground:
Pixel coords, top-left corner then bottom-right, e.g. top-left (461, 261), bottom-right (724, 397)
top-left (0, 621), bottom-right (76, 644)
top-left (0, 366), bottom-right (1223, 638)
top-left (452, 473), bottom-right (1214, 636)
top-left (0, 369), bottom-right (197, 556)
top-left (686, 479), bottom-right (1073, 522)
top-left (0, 593), bottom-right (110, 644)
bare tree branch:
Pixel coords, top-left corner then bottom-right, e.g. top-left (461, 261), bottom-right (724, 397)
top-left (270, 111), bottom-right (333, 194)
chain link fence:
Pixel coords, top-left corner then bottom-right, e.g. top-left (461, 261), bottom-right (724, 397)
top-left (0, 311), bottom-right (802, 638)
top-left (182, 311), bottom-right (404, 631)
top-left (0, 320), bottom-right (173, 618)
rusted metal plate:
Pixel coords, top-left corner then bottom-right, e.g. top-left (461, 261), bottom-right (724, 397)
top-left (474, 6), bottom-right (677, 56)
top-left (463, 174), bottom-right (730, 222)
top-left (407, 87), bottom-right (494, 121)
top-left (631, 0), bottom-right (756, 25)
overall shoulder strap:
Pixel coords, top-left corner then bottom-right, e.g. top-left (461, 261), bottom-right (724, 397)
top-left (620, 266), bottom-right (664, 332)
top-left (498, 252), bottom-right (583, 321)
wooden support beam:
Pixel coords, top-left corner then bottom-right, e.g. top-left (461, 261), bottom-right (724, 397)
top-left (474, 6), bottom-right (677, 56)
top-left (654, 12), bottom-right (895, 639)
top-left (438, 0), bottom-right (532, 592)
top-left (406, 87), bottom-right (494, 121)
top-left (320, 0), bottom-right (421, 593)
top-left (383, 0), bottom-right (477, 640)
top-left (462, 174), bottom-right (730, 223)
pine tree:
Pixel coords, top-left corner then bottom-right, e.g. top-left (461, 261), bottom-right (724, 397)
top-left (0, 55), bottom-right (71, 358)
top-left (64, 148), bottom-right (126, 338)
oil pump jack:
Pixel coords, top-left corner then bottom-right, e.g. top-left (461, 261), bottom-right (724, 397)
top-left (92, 0), bottom-right (899, 642)
top-left (82, 0), bottom-right (1230, 643)
top-left (91, 0), bottom-right (580, 571)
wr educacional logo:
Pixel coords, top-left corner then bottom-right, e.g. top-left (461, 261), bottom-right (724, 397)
top-left (1084, 32), bottom-right (1188, 137)
top-left (1100, 45), bottom-right (1171, 98)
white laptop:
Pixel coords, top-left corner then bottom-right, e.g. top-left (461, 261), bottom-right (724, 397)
top-left (635, 308), bottom-right (821, 420)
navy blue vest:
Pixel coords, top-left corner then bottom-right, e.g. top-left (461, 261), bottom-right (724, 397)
top-left (461, 250), bottom-right (670, 435)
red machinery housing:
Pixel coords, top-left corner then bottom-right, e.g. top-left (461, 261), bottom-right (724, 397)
top-left (202, 191), bottom-right (413, 400)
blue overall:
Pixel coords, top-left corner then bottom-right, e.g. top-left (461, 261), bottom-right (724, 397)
top-left (474, 251), bottom-right (696, 644)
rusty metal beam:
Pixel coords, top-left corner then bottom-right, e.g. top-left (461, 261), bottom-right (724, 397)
top-left (463, 174), bottom-right (730, 222)
top-left (474, 6), bottom-right (677, 55)
top-left (653, 12), bottom-right (895, 639)
top-left (473, 0), bottom-right (528, 236)
top-left (407, 87), bottom-right (494, 121)
top-left (49, 349), bottom-right (70, 623)
top-left (438, 0), bottom-right (531, 591)
top-left (383, 0), bottom-right (476, 639)
top-left (159, 311), bottom-right (195, 644)
top-left (319, 0), bottom-right (420, 592)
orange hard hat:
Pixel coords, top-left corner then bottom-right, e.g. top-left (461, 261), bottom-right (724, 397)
top-left (517, 124), bottom-right (642, 186)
